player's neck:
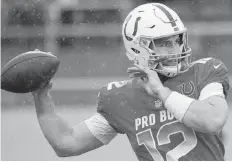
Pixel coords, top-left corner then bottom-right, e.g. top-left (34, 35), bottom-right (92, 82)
top-left (158, 73), bottom-right (169, 83)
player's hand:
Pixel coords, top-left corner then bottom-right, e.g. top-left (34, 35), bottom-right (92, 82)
top-left (31, 81), bottom-right (53, 97)
top-left (127, 64), bottom-right (164, 96)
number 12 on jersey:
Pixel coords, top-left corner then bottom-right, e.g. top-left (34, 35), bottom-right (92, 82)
top-left (136, 121), bottom-right (197, 161)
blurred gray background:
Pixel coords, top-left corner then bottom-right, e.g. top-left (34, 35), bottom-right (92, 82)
top-left (1, 0), bottom-right (232, 161)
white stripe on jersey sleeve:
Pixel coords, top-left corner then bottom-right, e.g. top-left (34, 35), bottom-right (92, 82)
top-left (199, 82), bottom-right (225, 101)
top-left (84, 113), bottom-right (117, 145)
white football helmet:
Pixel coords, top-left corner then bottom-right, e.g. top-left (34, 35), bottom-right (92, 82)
top-left (122, 3), bottom-right (191, 77)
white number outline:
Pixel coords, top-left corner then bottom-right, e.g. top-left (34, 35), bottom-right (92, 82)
top-left (107, 80), bottom-right (128, 90)
top-left (137, 129), bottom-right (164, 161)
top-left (136, 121), bottom-right (197, 161)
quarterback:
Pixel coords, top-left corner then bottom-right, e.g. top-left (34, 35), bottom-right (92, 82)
top-left (32, 3), bottom-right (230, 161)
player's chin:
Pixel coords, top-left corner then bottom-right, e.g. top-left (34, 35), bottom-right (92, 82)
top-left (162, 61), bottom-right (178, 66)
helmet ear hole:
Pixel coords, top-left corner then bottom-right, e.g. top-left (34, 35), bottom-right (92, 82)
top-left (179, 33), bottom-right (184, 44)
top-left (131, 48), bottom-right (140, 54)
top-left (148, 42), bottom-right (155, 51)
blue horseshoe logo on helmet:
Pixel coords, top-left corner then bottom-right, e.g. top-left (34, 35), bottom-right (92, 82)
top-left (124, 15), bottom-right (141, 41)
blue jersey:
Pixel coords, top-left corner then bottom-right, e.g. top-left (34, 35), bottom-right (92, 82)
top-left (97, 58), bottom-right (230, 161)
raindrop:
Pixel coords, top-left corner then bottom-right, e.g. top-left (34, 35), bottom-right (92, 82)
top-left (100, 62), bottom-right (106, 68)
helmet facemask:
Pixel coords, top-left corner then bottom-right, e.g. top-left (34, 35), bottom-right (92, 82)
top-left (138, 32), bottom-right (191, 77)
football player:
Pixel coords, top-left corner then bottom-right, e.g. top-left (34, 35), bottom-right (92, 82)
top-left (32, 3), bottom-right (230, 161)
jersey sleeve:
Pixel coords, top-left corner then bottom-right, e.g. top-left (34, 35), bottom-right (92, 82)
top-left (197, 58), bottom-right (230, 98)
top-left (96, 86), bottom-right (125, 134)
top-left (84, 113), bottom-right (117, 145)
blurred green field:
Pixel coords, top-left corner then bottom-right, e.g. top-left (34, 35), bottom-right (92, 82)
top-left (1, 105), bottom-right (232, 161)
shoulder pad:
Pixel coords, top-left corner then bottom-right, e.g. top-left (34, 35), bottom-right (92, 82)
top-left (194, 58), bottom-right (230, 97)
top-left (96, 84), bottom-right (127, 134)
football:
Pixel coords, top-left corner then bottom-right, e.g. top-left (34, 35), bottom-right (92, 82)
top-left (1, 49), bottom-right (60, 93)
